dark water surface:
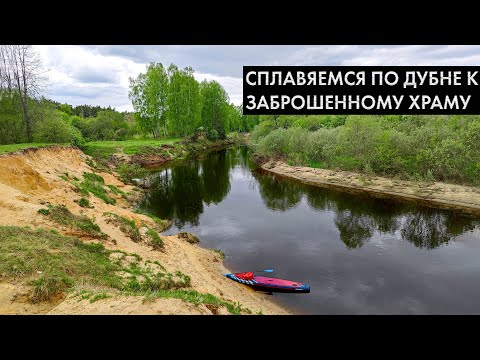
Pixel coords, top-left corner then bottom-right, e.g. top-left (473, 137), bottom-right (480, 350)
top-left (140, 146), bottom-right (480, 314)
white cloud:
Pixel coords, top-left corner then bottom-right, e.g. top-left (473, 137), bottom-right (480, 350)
top-left (32, 45), bottom-right (480, 111)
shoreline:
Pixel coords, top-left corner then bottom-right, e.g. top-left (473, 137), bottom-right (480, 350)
top-left (0, 146), bottom-right (290, 315)
top-left (259, 160), bottom-right (480, 216)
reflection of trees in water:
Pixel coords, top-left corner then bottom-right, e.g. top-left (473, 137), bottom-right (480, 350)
top-left (142, 163), bottom-right (205, 228)
top-left (142, 146), bottom-right (480, 247)
top-left (141, 149), bottom-right (236, 229)
top-left (332, 195), bottom-right (400, 249)
top-left (255, 170), bottom-right (479, 250)
top-left (401, 211), bottom-right (479, 249)
top-left (335, 210), bottom-right (373, 249)
top-left (171, 162), bottom-right (204, 227)
top-left (254, 172), bottom-right (303, 211)
top-left (201, 149), bottom-right (231, 205)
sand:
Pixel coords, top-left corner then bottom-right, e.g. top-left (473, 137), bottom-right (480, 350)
top-left (0, 146), bottom-right (289, 315)
top-left (261, 160), bottom-right (480, 215)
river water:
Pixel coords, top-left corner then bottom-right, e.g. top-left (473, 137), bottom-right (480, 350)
top-left (139, 146), bottom-right (480, 314)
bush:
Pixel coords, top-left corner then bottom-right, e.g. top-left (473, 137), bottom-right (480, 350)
top-left (250, 120), bottom-right (275, 143)
top-left (115, 128), bottom-right (128, 141)
top-left (116, 163), bottom-right (147, 183)
top-left (255, 128), bottom-right (289, 157)
top-left (251, 114), bottom-right (480, 186)
top-left (207, 129), bottom-right (219, 141)
top-left (34, 110), bottom-right (85, 144)
top-left (78, 197), bottom-right (92, 208)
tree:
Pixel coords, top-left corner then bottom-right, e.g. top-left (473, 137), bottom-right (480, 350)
top-left (0, 45), bottom-right (47, 142)
top-left (167, 65), bottom-right (201, 136)
top-left (93, 110), bottom-right (128, 140)
top-left (129, 62), bottom-right (168, 138)
top-left (199, 80), bottom-right (230, 138)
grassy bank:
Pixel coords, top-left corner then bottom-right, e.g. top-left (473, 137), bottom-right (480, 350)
top-left (84, 138), bottom-right (181, 155)
top-left (0, 143), bottom-right (69, 154)
top-left (0, 226), bottom-right (247, 314)
top-left (82, 133), bottom-right (244, 182)
top-left (250, 115), bottom-right (480, 186)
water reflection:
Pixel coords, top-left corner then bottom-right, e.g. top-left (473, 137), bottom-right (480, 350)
top-left (141, 146), bottom-right (479, 249)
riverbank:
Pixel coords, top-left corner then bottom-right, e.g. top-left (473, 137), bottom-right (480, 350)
top-left (82, 133), bottom-right (244, 170)
top-left (259, 159), bottom-right (480, 216)
top-left (0, 146), bottom-right (289, 315)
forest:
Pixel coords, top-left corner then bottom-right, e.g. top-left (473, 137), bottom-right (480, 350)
top-left (0, 45), bottom-right (259, 147)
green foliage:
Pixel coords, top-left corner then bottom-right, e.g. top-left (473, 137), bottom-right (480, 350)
top-left (207, 128), bottom-right (219, 140)
top-left (199, 80), bottom-right (230, 138)
top-left (251, 114), bottom-right (480, 186)
top-left (167, 65), bottom-right (202, 136)
top-left (116, 163), bottom-right (147, 183)
top-left (129, 62), bottom-right (169, 138)
top-left (72, 110), bottom-right (134, 142)
top-left (37, 208), bottom-right (50, 215)
top-left (33, 109), bottom-right (85, 145)
top-left (0, 143), bottom-right (69, 154)
top-left (78, 197), bottom-right (92, 208)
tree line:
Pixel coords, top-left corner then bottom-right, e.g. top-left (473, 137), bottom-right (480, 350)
top-left (251, 114), bottom-right (480, 186)
top-left (129, 62), bottom-right (259, 140)
top-left (0, 45), bottom-right (258, 146)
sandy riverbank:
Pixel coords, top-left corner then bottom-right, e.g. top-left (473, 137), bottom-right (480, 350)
top-left (260, 160), bottom-right (480, 216)
top-left (0, 146), bottom-right (289, 315)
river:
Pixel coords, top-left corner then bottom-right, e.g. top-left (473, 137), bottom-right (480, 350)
top-left (139, 146), bottom-right (480, 314)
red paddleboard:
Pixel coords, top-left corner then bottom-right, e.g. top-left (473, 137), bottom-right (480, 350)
top-left (224, 272), bottom-right (310, 293)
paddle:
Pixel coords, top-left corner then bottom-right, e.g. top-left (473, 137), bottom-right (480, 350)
top-left (254, 269), bottom-right (274, 273)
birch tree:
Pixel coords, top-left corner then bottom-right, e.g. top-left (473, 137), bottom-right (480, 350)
top-left (129, 62), bottom-right (168, 138)
top-left (0, 45), bottom-right (47, 142)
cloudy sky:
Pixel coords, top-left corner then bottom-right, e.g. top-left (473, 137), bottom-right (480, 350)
top-left (33, 45), bottom-right (480, 111)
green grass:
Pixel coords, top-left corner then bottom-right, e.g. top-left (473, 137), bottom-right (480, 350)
top-left (0, 143), bottom-right (69, 154)
top-left (1, 226), bottom-right (249, 313)
top-left (116, 163), bottom-right (147, 183)
top-left (79, 172), bottom-right (116, 205)
top-left (143, 289), bottom-right (245, 315)
top-left (134, 209), bottom-right (172, 232)
top-left (0, 226), bottom-right (122, 302)
top-left (146, 228), bottom-right (164, 250)
top-left (107, 184), bottom-right (126, 197)
top-left (84, 138), bottom-right (181, 155)
top-left (210, 249), bottom-right (225, 259)
top-left (38, 205), bottom-right (106, 239)
top-left (78, 197), bottom-right (93, 208)
top-left (104, 212), bottom-right (141, 242)
top-left (307, 160), bottom-right (325, 169)
top-left (178, 232), bottom-right (199, 244)
top-left (90, 293), bottom-right (112, 303)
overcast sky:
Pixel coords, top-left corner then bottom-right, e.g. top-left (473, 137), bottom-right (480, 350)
top-left (33, 45), bottom-right (480, 112)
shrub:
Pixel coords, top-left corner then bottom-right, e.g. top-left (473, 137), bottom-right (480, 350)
top-left (255, 128), bottom-right (289, 158)
top-left (116, 163), bottom-right (147, 183)
top-left (207, 129), bottom-right (219, 141)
